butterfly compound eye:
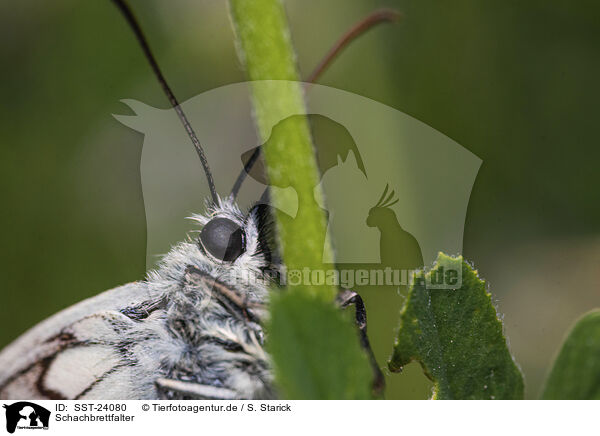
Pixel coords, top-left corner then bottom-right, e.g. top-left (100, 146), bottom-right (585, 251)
top-left (199, 217), bottom-right (246, 262)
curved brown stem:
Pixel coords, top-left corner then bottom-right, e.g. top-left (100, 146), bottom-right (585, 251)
top-left (306, 9), bottom-right (402, 84)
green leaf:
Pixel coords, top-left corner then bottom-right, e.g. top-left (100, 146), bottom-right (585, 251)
top-left (268, 291), bottom-right (372, 399)
top-left (389, 253), bottom-right (524, 399)
top-left (541, 310), bottom-right (600, 399)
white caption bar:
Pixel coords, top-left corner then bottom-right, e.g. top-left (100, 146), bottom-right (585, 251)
top-left (1, 400), bottom-right (597, 435)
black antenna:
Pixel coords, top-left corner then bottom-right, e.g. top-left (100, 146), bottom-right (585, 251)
top-left (230, 147), bottom-right (262, 200)
top-left (230, 9), bottom-right (401, 200)
top-left (111, 0), bottom-right (219, 204)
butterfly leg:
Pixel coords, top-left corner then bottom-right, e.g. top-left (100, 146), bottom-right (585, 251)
top-left (155, 378), bottom-right (238, 400)
top-left (337, 289), bottom-right (385, 396)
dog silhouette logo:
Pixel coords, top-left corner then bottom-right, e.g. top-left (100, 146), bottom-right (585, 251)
top-left (3, 402), bottom-right (50, 433)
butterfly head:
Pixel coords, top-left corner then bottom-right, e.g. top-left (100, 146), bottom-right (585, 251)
top-left (186, 197), bottom-right (278, 283)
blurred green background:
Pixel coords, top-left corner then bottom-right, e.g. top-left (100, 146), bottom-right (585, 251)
top-left (1, 0), bottom-right (598, 399)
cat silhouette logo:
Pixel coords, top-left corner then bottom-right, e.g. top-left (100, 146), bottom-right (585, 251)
top-left (2, 402), bottom-right (50, 433)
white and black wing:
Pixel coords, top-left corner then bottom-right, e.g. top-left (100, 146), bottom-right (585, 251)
top-left (0, 282), bottom-right (167, 400)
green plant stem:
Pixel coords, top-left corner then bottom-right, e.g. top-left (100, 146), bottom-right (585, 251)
top-left (229, 0), bottom-right (334, 300)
